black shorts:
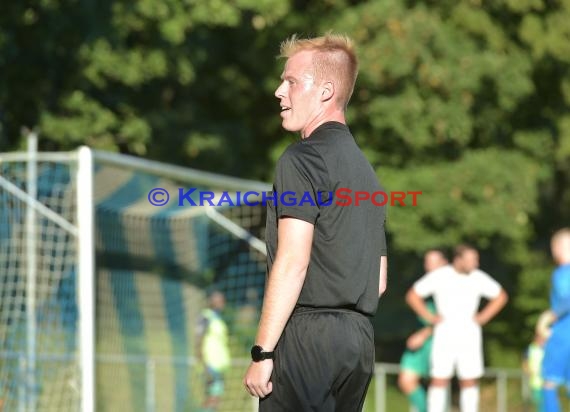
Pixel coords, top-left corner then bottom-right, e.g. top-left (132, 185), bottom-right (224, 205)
top-left (259, 307), bottom-right (375, 412)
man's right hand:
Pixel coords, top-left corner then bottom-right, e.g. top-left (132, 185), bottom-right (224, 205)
top-left (243, 360), bottom-right (274, 398)
top-left (406, 326), bottom-right (433, 350)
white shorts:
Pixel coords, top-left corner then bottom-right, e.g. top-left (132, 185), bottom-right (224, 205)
top-left (430, 321), bottom-right (483, 380)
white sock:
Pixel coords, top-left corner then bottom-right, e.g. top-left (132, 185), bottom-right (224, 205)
top-left (427, 386), bottom-right (447, 412)
top-left (460, 386), bottom-right (479, 412)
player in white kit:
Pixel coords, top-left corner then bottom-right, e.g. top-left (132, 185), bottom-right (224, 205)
top-left (406, 244), bottom-right (508, 412)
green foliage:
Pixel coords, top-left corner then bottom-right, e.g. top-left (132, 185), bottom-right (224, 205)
top-left (381, 149), bottom-right (539, 254)
top-left (1, 0), bottom-right (569, 367)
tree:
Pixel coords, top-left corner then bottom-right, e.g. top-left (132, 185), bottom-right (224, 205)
top-left (1, 0), bottom-right (568, 367)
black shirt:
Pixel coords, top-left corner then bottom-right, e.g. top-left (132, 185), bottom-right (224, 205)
top-left (266, 122), bottom-right (387, 316)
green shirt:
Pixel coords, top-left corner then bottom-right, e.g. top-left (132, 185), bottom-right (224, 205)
top-left (200, 308), bottom-right (231, 372)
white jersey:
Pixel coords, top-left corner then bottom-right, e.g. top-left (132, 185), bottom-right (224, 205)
top-left (413, 264), bottom-right (501, 325)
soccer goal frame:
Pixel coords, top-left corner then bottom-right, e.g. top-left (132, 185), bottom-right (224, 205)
top-left (0, 134), bottom-right (95, 412)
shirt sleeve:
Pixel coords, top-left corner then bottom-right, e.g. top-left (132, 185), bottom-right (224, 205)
top-left (273, 144), bottom-right (329, 225)
top-left (551, 267), bottom-right (570, 318)
top-left (413, 271), bottom-right (439, 298)
top-left (476, 270), bottom-right (502, 299)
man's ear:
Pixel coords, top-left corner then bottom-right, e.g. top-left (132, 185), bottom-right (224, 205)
top-left (321, 81), bottom-right (334, 102)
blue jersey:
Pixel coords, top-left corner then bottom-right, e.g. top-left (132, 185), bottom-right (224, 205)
top-left (551, 264), bottom-right (570, 333)
top-left (542, 264), bottom-right (570, 386)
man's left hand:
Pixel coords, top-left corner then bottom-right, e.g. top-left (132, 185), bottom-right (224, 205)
top-left (243, 360), bottom-right (274, 398)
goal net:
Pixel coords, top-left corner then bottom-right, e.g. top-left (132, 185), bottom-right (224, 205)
top-left (0, 143), bottom-right (269, 412)
top-left (0, 143), bottom-right (93, 412)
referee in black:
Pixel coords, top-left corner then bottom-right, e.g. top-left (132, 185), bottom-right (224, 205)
top-left (243, 33), bottom-right (388, 411)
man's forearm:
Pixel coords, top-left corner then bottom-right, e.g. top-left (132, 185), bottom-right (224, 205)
top-left (379, 255), bottom-right (388, 296)
top-left (477, 289), bottom-right (508, 325)
top-left (420, 325), bottom-right (433, 337)
top-left (406, 289), bottom-right (436, 323)
top-left (255, 259), bottom-right (307, 351)
top-left (254, 217), bottom-right (313, 351)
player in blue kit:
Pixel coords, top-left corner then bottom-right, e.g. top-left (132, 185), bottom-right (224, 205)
top-left (541, 228), bottom-right (570, 412)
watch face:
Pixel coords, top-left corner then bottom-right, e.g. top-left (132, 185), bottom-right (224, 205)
top-left (251, 345), bottom-right (263, 362)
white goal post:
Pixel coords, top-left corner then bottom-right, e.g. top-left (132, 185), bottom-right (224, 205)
top-left (0, 135), bottom-right (94, 412)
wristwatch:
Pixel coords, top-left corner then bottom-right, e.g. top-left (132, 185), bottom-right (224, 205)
top-left (251, 345), bottom-right (274, 362)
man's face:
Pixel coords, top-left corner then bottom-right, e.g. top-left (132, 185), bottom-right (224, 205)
top-left (423, 251), bottom-right (447, 272)
top-left (459, 249), bottom-right (479, 273)
top-left (274, 51), bottom-right (323, 136)
top-left (551, 235), bottom-right (570, 264)
top-left (210, 292), bottom-right (225, 311)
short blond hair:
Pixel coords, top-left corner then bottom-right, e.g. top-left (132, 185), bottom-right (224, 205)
top-left (279, 33), bottom-right (358, 110)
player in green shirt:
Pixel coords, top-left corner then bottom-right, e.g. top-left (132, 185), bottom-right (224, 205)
top-left (398, 250), bottom-right (448, 412)
top-left (197, 291), bottom-right (231, 412)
